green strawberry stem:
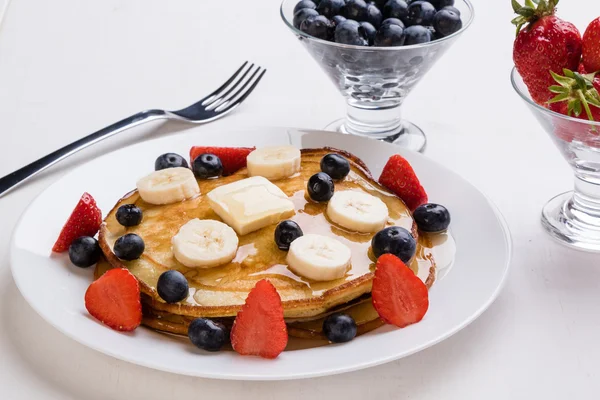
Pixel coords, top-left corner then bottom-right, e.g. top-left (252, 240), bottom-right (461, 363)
top-left (548, 69), bottom-right (600, 133)
top-left (511, 0), bottom-right (558, 35)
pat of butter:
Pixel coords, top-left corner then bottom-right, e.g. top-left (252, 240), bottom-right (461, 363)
top-left (207, 176), bottom-right (295, 235)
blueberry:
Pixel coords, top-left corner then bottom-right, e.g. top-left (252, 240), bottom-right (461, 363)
top-left (360, 21), bottom-right (377, 46)
top-left (323, 313), bottom-right (357, 343)
top-left (374, 23), bottom-right (405, 46)
top-left (429, 0), bottom-right (454, 10)
top-left (274, 220), bottom-right (304, 251)
top-left (192, 153), bottom-right (223, 179)
top-left (360, 22), bottom-right (376, 44)
top-left (116, 204), bottom-right (143, 227)
top-left (317, 0), bottom-right (345, 18)
top-left (188, 318), bottom-right (228, 352)
top-left (293, 8), bottom-right (319, 29)
top-left (154, 153), bottom-right (189, 171)
top-left (320, 153), bottom-right (350, 180)
top-left (371, 226), bottom-right (416, 263)
top-left (381, 17), bottom-right (405, 28)
top-left (307, 172), bottom-right (335, 202)
top-left (383, 0), bottom-right (409, 23)
top-left (334, 19), bottom-right (369, 46)
top-left (404, 25), bottom-right (432, 45)
top-left (300, 15), bottom-right (333, 40)
top-left (413, 203), bottom-right (451, 232)
top-left (406, 1), bottom-right (436, 26)
top-left (68, 236), bottom-right (101, 268)
top-left (365, 3), bottom-right (384, 28)
top-left (113, 233), bottom-right (145, 261)
top-left (294, 0), bottom-right (317, 14)
top-left (441, 5), bottom-right (460, 15)
top-left (433, 8), bottom-right (462, 37)
top-left (157, 270), bottom-right (189, 303)
top-left (331, 15), bottom-right (347, 27)
top-left (342, 0), bottom-right (368, 21)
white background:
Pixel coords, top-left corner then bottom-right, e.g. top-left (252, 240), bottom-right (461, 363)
top-left (0, 0), bottom-right (599, 398)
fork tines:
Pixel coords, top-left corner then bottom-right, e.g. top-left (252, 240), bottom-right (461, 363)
top-left (201, 62), bottom-right (267, 113)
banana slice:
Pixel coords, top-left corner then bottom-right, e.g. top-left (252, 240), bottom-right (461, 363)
top-left (171, 219), bottom-right (239, 268)
top-left (327, 190), bottom-right (389, 233)
top-left (287, 234), bottom-right (351, 281)
top-left (136, 167), bottom-right (200, 205)
top-left (246, 145), bottom-right (301, 181)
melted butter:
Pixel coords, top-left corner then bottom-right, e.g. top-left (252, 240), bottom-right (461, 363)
top-left (103, 152), bottom-right (450, 307)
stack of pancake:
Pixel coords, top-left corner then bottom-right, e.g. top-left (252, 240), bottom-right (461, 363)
top-left (97, 148), bottom-right (436, 341)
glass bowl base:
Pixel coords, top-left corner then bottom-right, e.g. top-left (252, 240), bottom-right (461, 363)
top-left (324, 118), bottom-right (427, 153)
top-left (541, 191), bottom-right (600, 252)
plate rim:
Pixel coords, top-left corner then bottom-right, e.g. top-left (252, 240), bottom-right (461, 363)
top-left (9, 127), bottom-right (513, 380)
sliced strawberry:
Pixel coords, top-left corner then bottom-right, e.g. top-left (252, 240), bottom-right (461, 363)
top-left (189, 146), bottom-right (255, 176)
top-left (378, 155), bottom-right (427, 211)
top-left (230, 279), bottom-right (287, 359)
top-left (372, 254), bottom-right (429, 328)
top-left (85, 268), bottom-right (142, 332)
top-left (52, 192), bottom-right (102, 252)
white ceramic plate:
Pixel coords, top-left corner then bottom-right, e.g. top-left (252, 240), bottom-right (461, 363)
top-left (10, 128), bottom-right (511, 380)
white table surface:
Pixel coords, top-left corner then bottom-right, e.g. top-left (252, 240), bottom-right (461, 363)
top-left (1, 0), bottom-right (599, 398)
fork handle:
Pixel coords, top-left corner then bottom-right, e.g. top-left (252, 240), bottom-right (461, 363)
top-left (0, 109), bottom-right (167, 198)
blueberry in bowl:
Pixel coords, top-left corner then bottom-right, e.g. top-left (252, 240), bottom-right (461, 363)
top-left (404, 25), bottom-right (432, 45)
top-left (293, 7), bottom-right (319, 28)
top-left (433, 7), bottom-right (462, 37)
top-left (342, 0), bottom-right (369, 21)
top-left (300, 15), bottom-right (334, 40)
top-left (374, 23), bottom-right (406, 47)
top-left (294, 0), bottom-right (317, 14)
top-left (381, 17), bottom-right (404, 28)
top-left (359, 22), bottom-right (377, 45)
top-left (334, 19), bottom-right (369, 46)
top-left (384, 0), bottom-right (410, 24)
top-left (405, 1), bottom-right (436, 26)
top-left (317, 0), bottom-right (345, 18)
top-left (365, 2), bottom-right (383, 28)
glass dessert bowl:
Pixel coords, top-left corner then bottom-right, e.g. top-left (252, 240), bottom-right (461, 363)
top-left (512, 67), bottom-right (600, 252)
top-left (280, 0), bottom-right (474, 152)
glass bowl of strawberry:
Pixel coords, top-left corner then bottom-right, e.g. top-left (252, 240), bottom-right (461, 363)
top-left (511, 2), bottom-right (600, 251)
top-left (281, 0), bottom-right (474, 152)
top-left (512, 67), bottom-right (600, 252)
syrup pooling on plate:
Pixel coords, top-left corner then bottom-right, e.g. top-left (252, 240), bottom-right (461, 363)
top-left (102, 151), bottom-right (438, 308)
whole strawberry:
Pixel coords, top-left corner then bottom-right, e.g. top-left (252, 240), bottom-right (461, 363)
top-left (512, 0), bottom-right (582, 105)
top-left (582, 17), bottom-right (600, 73)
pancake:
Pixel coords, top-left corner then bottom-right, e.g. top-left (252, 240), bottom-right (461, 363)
top-left (99, 147), bottom-right (436, 319)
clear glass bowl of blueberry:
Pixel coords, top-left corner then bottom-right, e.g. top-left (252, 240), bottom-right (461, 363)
top-left (281, 0), bottom-right (474, 152)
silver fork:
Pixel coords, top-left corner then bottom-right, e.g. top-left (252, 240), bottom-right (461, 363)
top-left (0, 61), bottom-right (266, 198)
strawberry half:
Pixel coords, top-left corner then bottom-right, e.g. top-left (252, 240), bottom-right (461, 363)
top-left (52, 192), bottom-right (102, 252)
top-left (85, 268), bottom-right (142, 332)
top-left (378, 154), bottom-right (427, 211)
top-left (189, 146), bottom-right (255, 176)
top-left (230, 279), bottom-right (288, 359)
top-left (372, 254), bottom-right (429, 328)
